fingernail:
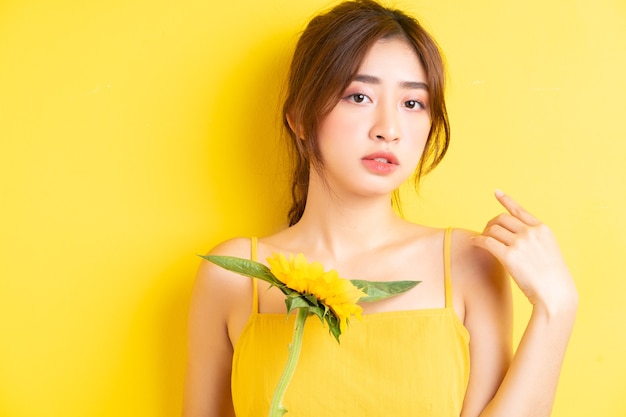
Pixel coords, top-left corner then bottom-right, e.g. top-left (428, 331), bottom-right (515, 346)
top-left (494, 189), bottom-right (505, 197)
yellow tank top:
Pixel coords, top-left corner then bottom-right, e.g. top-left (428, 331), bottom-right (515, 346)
top-left (232, 228), bottom-right (470, 416)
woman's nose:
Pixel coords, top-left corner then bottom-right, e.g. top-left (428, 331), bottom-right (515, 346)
top-left (370, 103), bottom-right (400, 142)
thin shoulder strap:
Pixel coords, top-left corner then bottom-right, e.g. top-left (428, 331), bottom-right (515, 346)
top-left (443, 227), bottom-right (453, 309)
top-left (250, 237), bottom-right (259, 314)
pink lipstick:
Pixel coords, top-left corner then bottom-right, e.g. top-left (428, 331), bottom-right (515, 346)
top-left (361, 152), bottom-right (399, 175)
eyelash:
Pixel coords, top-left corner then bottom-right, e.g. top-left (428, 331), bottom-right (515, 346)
top-left (347, 93), bottom-right (370, 104)
top-left (404, 100), bottom-right (426, 110)
top-left (345, 93), bottom-right (426, 110)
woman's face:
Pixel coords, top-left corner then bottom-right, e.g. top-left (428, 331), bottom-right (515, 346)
top-left (315, 37), bottom-right (432, 199)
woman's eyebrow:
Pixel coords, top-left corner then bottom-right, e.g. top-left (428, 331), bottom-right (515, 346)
top-left (353, 74), bottom-right (428, 90)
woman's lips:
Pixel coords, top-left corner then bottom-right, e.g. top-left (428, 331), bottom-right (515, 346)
top-left (361, 152), bottom-right (399, 174)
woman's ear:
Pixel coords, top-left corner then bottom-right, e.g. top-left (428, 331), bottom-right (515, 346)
top-left (286, 113), bottom-right (304, 140)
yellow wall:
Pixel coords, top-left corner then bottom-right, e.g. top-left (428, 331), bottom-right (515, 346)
top-left (1, 0), bottom-right (624, 415)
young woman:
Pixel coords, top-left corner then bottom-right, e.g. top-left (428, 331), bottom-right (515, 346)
top-left (183, 1), bottom-right (578, 416)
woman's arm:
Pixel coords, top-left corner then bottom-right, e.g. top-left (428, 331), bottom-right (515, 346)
top-left (183, 238), bottom-right (252, 417)
top-left (466, 191), bottom-right (578, 417)
top-left (454, 231), bottom-right (513, 416)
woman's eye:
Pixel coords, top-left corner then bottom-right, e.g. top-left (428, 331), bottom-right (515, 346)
top-left (349, 93), bottom-right (368, 103)
top-left (405, 100), bottom-right (425, 110)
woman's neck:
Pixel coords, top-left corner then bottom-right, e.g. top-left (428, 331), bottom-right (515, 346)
top-left (285, 182), bottom-right (407, 262)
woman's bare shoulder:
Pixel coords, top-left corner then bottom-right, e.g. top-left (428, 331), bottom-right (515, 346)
top-left (451, 228), bottom-right (503, 276)
top-left (192, 237), bottom-right (256, 309)
top-left (197, 237), bottom-right (255, 283)
top-left (206, 236), bottom-right (254, 257)
top-left (449, 228), bottom-right (509, 300)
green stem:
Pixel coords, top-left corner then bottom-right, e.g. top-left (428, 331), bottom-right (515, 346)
top-left (268, 308), bottom-right (309, 417)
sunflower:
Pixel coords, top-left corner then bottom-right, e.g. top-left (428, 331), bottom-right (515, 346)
top-left (267, 252), bottom-right (366, 329)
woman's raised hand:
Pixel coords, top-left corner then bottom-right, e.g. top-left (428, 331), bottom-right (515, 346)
top-left (471, 190), bottom-right (578, 314)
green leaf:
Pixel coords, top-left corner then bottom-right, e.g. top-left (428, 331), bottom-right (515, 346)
top-left (322, 304), bottom-right (330, 318)
top-left (351, 279), bottom-right (420, 302)
top-left (303, 293), bottom-right (319, 307)
top-left (285, 296), bottom-right (310, 314)
top-left (307, 305), bottom-right (325, 322)
top-left (201, 255), bottom-right (283, 287)
top-left (325, 313), bottom-right (342, 343)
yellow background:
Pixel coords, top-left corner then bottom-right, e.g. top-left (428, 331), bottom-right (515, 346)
top-left (1, 0), bottom-right (624, 415)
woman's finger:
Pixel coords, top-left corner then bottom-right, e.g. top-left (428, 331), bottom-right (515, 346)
top-left (494, 190), bottom-right (541, 226)
top-left (482, 223), bottom-right (517, 246)
top-left (470, 234), bottom-right (507, 263)
top-left (484, 212), bottom-right (526, 234)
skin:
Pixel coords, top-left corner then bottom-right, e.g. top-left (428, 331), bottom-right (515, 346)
top-left (183, 38), bottom-right (578, 417)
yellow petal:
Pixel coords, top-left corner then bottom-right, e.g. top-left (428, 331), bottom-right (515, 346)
top-left (266, 251), bottom-right (366, 329)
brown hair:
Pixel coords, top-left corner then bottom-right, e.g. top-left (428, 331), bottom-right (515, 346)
top-left (283, 0), bottom-right (450, 226)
